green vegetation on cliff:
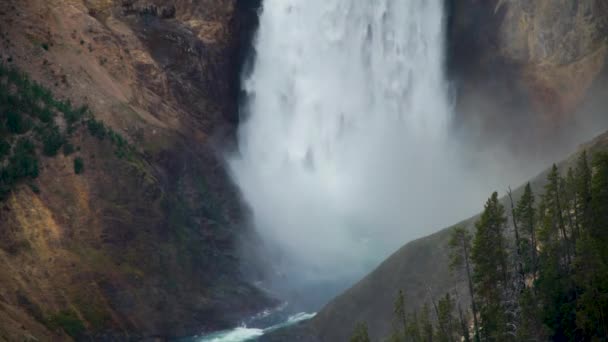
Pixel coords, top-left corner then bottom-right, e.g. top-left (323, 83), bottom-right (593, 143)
top-left (351, 322), bottom-right (371, 342)
top-left (0, 63), bottom-right (131, 199)
top-left (46, 311), bottom-right (85, 339)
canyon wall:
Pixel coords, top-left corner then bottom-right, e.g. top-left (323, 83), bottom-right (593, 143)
top-left (1, 0), bottom-right (607, 340)
top-left (0, 0), bottom-right (269, 340)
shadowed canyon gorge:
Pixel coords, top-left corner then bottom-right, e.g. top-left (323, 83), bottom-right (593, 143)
top-left (0, 0), bottom-right (608, 341)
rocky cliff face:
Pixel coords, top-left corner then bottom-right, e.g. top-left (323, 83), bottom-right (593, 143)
top-left (499, 0), bottom-right (608, 120)
top-left (448, 0), bottom-right (608, 157)
top-left (0, 0), bottom-right (269, 340)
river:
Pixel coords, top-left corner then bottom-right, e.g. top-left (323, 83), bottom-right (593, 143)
top-left (183, 310), bottom-right (315, 342)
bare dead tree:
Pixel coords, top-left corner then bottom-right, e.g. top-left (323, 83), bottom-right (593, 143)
top-left (505, 187), bottom-right (525, 339)
top-left (507, 187), bottom-right (525, 291)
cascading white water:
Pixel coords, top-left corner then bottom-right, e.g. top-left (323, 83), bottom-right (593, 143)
top-left (229, 0), bottom-right (480, 284)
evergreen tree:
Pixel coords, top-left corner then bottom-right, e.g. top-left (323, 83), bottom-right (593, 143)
top-left (435, 293), bottom-right (459, 342)
top-left (351, 322), bottom-right (371, 342)
top-left (589, 152), bottom-right (608, 249)
top-left (574, 151), bottom-right (608, 338)
top-left (471, 192), bottom-right (509, 341)
top-left (517, 286), bottom-right (548, 340)
top-left (458, 304), bottom-right (471, 342)
top-left (391, 290), bottom-right (408, 341)
top-left (448, 226), bottom-right (479, 341)
top-left (573, 232), bottom-right (608, 339)
top-left (420, 303), bottom-right (434, 342)
top-left (406, 310), bottom-right (423, 342)
top-left (514, 183), bottom-right (537, 278)
top-left (543, 164), bottom-right (572, 266)
top-left (536, 165), bottom-right (577, 340)
top-left (512, 185), bottom-right (541, 341)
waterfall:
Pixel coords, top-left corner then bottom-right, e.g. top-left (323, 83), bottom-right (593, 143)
top-left (229, 0), bottom-right (463, 284)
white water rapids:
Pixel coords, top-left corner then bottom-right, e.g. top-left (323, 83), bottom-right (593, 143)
top-left (189, 312), bottom-right (316, 342)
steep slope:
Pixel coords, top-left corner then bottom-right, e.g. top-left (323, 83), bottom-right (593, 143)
top-left (0, 0), bottom-right (270, 340)
top-left (263, 130), bottom-right (608, 342)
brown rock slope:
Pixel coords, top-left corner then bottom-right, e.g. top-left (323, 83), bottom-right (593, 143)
top-left (0, 0), bottom-right (269, 340)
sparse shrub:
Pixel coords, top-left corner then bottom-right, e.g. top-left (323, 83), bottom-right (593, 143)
top-left (74, 157), bottom-right (84, 174)
top-left (6, 111), bottom-right (32, 134)
top-left (16, 292), bottom-right (44, 323)
top-left (108, 129), bottom-right (131, 158)
top-left (28, 182), bottom-right (40, 194)
top-left (87, 119), bottom-right (107, 139)
top-left (0, 139), bottom-right (10, 159)
top-left (46, 311), bottom-right (85, 338)
top-left (7, 138), bottom-right (38, 179)
top-left (0, 180), bottom-right (10, 200)
top-left (36, 107), bottom-right (54, 123)
top-left (31, 83), bottom-right (52, 104)
top-left (351, 322), bottom-right (371, 342)
top-left (41, 125), bottom-right (65, 156)
top-left (80, 304), bottom-right (109, 330)
top-left (63, 142), bottom-right (75, 155)
top-left (65, 104), bottom-right (89, 125)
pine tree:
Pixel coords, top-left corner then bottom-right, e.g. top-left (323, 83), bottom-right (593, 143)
top-left (514, 183), bottom-right (537, 278)
top-left (543, 164), bottom-right (572, 266)
top-left (471, 192), bottom-right (509, 341)
top-left (574, 151), bottom-right (608, 338)
top-left (517, 287), bottom-right (546, 340)
top-left (512, 185), bottom-right (544, 341)
top-left (458, 304), bottom-right (471, 342)
top-left (536, 165), bottom-right (577, 340)
top-left (391, 290), bottom-right (408, 341)
top-left (448, 226), bottom-right (479, 341)
top-left (435, 293), bottom-right (459, 342)
top-left (406, 310), bottom-right (422, 342)
top-left (589, 152), bottom-right (608, 248)
top-left (351, 322), bottom-right (371, 342)
top-left (419, 303), bottom-right (434, 342)
top-left (573, 231), bottom-right (608, 339)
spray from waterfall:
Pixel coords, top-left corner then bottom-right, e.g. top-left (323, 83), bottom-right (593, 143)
top-left (227, 0), bottom-right (543, 301)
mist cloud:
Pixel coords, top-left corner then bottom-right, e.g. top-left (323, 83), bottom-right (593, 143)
top-left (225, 0), bottom-right (607, 299)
